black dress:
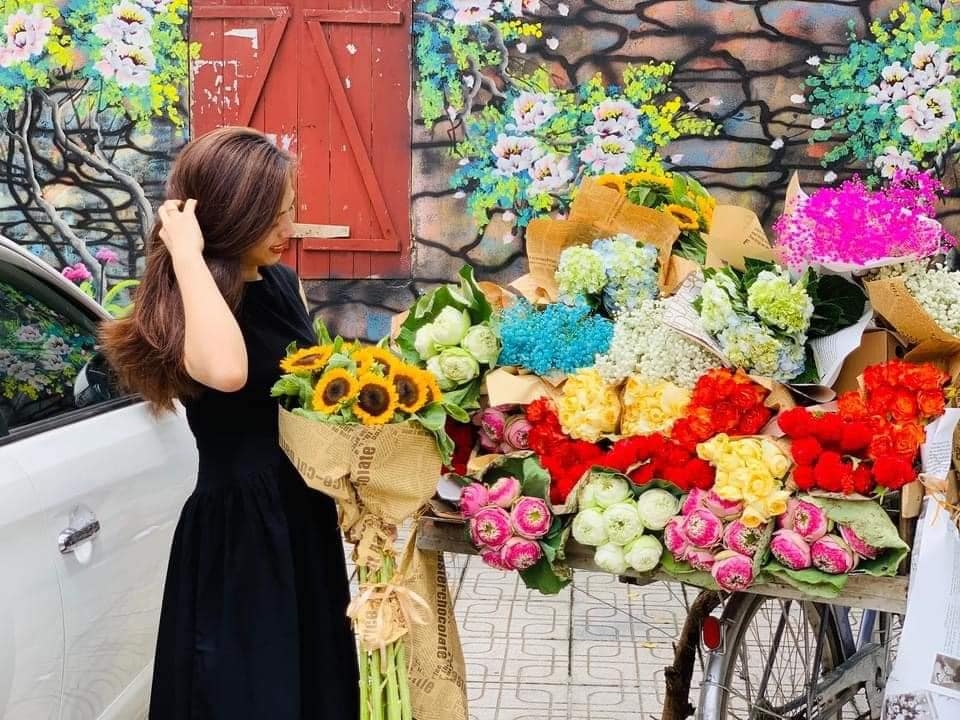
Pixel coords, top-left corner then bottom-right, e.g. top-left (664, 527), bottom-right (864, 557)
top-left (150, 264), bottom-right (359, 719)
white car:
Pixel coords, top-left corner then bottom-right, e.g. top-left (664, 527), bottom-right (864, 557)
top-left (0, 237), bottom-right (196, 719)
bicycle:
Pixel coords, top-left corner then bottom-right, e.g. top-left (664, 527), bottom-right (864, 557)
top-left (695, 592), bottom-right (901, 720)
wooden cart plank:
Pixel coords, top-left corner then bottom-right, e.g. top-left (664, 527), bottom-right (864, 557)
top-left (417, 517), bottom-right (908, 615)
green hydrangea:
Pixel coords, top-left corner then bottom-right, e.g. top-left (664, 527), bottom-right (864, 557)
top-left (746, 270), bottom-right (814, 335)
top-left (556, 246), bottom-right (607, 297)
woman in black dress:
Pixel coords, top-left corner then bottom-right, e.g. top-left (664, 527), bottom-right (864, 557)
top-left (101, 127), bottom-right (359, 719)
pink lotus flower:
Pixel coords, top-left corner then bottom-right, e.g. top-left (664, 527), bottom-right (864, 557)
top-left (712, 551), bottom-right (755, 592)
top-left (460, 483), bottom-right (490, 519)
top-left (811, 535), bottom-right (859, 575)
top-left (511, 496), bottom-right (551, 539)
top-left (685, 548), bottom-right (717, 572)
top-left (503, 416), bottom-right (532, 450)
top-left (488, 475), bottom-right (522, 508)
top-left (703, 491), bottom-right (743, 521)
top-left (681, 488), bottom-right (708, 516)
top-left (770, 529), bottom-right (812, 570)
top-left (62, 262), bottom-right (92, 284)
top-left (780, 499), bottom-right (829, 542)
top-left (470, 507), bottom-right (512, 549)
top-left (480, 547), bottom-right (511, 571)
top-left (477, 407), bottom-right (507, 445)
top-left (663, 516), bottom-right (689, 557)
top-left (839, 525), bottom-right (879, 560)
top-left (723, 520), bottom-right (768, 558)
top-left (682, 509), bottom-right (723, 549)
top-left (499, 537), bottom-right (543, 570)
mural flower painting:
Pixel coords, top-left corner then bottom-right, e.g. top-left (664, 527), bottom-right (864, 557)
top-left (0, 5), bottom-right (52, 67)
top-left (452, 65), bottom-right (718, 230)
top-left (414, 0), bottom-right (547, 128)
top-left (93, 0), bottom-right (154, 48)
top-left (95, 43), bottom-right (156, 87)
top-left (805, 2), bottom-right (960, 180)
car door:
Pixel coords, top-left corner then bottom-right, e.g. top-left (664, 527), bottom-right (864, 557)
top-left (0, 257), bottom-right (196, 720)
top-left (0, 453), bottom-right (64, 720)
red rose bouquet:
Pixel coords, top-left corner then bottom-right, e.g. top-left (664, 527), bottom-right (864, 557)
top-left (670, 369), bottom-right (773, 449)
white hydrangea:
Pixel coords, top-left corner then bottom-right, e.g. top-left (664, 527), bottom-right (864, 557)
top-left (595, 299), bottom-right (720, 387)
top-left (904, 264), bottom-right (960, 337)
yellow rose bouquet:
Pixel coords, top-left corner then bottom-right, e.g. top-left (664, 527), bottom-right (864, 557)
top-left (620, 377), bottom-right (691, 436)
top-left (557, 368), bottom-right (621, 442)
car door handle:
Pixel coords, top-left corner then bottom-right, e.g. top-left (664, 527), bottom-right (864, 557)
top-left (59, 519), bottom-right (100, 554)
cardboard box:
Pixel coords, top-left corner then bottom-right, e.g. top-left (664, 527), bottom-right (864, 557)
top-left (832, 329), bottom-right (904, 394)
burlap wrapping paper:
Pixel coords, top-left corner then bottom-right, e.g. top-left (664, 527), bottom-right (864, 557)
top-left (278, 408), bottom-right (468, 720)
top-left (865, 276), bottom-right (960, 381)
top-left (512, 177), bottom-right (683, 300)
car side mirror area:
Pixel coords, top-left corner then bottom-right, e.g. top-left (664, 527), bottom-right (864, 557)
top-left (74, 352), bottom-right (120, 408)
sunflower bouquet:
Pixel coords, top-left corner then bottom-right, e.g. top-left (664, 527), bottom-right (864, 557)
top-left (273, 328), bottom-right (466, 720)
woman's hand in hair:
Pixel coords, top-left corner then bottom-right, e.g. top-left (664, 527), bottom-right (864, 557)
top-left (158, 199), bottom-right (204, 259)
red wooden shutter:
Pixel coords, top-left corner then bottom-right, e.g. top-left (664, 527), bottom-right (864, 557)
top-left (189, 0), bottom-right (412, 278)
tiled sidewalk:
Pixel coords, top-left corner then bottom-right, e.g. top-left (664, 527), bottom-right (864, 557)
top-left (443, 553), bottom-right (703, 720)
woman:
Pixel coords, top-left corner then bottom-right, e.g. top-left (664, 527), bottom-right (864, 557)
top-left (101, 126), bottom-right (359, 719)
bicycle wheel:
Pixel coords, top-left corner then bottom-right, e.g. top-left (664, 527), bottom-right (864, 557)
top-left (697, 593), bottom-right (848, 720)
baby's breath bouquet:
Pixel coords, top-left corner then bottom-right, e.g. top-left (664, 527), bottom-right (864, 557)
top-left (273, 324), bottom-right (465, 720)
top-left (694, 260), bottom-right (867, 382)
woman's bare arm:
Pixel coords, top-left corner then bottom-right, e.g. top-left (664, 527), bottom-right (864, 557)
top-left (160, 199), bottom-right (248, 391)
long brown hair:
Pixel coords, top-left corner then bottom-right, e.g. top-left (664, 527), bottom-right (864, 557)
top-left (100, 126), bottom-right (293, 411)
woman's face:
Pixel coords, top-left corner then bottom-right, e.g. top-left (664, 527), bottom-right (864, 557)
top-left (242, 179), bottom-right (295, 269)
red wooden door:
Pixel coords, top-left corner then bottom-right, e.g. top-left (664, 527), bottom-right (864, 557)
top-left (189, 0), bottom-right (412, 278)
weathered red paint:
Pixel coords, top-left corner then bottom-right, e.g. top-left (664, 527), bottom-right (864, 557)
top-left (189, 0), bottom-right (413, 278)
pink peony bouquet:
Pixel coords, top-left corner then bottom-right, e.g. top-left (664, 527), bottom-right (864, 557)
top-left (460, 454), bottom-right (571, 594)
top-left (474, 405), bottom-right (533, 454)
top-left (662, 487), bottom-right (771, 592)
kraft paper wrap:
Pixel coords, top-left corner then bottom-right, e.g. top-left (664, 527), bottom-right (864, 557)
top-left (278, 409), bottom-right (468, 720)
top-left (865, 276), bottom-right (960, 380)
top-left (484, 366), bottom-right (564, 407)
top-left (516, 177), bottom-right (682, 301)
top-left (703, 204), bottom-right (780, 270)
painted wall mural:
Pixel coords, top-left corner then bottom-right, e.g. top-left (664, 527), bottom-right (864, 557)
top-left (311, 0), bottom-right (960, 341)
top-left (0, 0), bottom-right (192, 312)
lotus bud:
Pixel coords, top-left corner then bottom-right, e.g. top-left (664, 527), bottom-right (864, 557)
top-left (702, 491), bottom-right (744, 521)
top-left (499, 536), bottom-right (543, 571)
top-left (791, 499), bottom-right (830, 542)
top-left (636, 489), bottom-right (680, 531)
top-left (590, 471), bottom-right (632, 509)
top-left (480, 547), bottom-right (511, 571)
top-left (681, 488), bottom-right (708, 516)
top-left (503, 416), bottom-right (533, 451)
top-left (603, 501), bottom-right (644, 546)
top-left (469, 507), bottom-right (512, 549)
top-left (712, 551), bottom-right (756, 592)
top-left (811, 535), bottom-right (859, 575)
top-left (682, 509), bottom-right (723, 549)
top-left (769, 529), bottom-right (812, 570)
top-left (477, 407), bottom-right (507, 444)
top-left (663, 516), bottom-right (689, 558)
top-left (511, 496), bottom-right (552, 540)
top-left (594, 543), bottom-right (629, 574)
top-left (572, 507), bottom-right (607, 547)
top-left (723, 520), bottom-right (768, 558)
top-left (625, 535), bottom-right (663, 573)
top-left (460, 483), bottom-right (489, 519)
top-left (685, 548), bottom-right (717, 572)
top-left (488, 475), bottom-right (522, 508)
top-left (839, 525), bottom-right (879, 560)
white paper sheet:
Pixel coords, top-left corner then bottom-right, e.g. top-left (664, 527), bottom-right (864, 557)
top-left (922, 409), bottom-right (960, 481)
top-left (885, 499), bottom-right (960, 719)
top-left (809, 308), bottom-right (875, 388)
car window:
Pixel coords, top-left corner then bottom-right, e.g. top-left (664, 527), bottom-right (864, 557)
top-left (0, 265), bottom-right (122, 436)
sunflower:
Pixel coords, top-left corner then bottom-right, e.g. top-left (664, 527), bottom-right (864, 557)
top-left (663, 204), bottom-right (701, 231)
top-left (696, 195), bottom-right (715, 231)
top-left (626, 172), bottom-right (674, 192)
top-left (354, 346), bottom-right (401, 376)
top-left (280, 345), bottom-right (333, 374)
top-left (354, 373), bottom-right (399, 425)
top-left (312, 368), bottom-right (359, 413)
top-left (594, 174), bottom-right (627, 193)
top-left (420, 369), bottom-right (443, 406)
top-left (391, 367), bottom-right (429, 414)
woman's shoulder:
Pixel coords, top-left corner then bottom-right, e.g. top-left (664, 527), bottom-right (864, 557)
top-left (264, 262), bottom-right (300, 295)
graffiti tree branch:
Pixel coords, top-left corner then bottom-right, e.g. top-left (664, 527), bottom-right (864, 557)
top-left (6, 93), bottom-right (102, 277)
top-left (39, 90), bottom-right (155, 240)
